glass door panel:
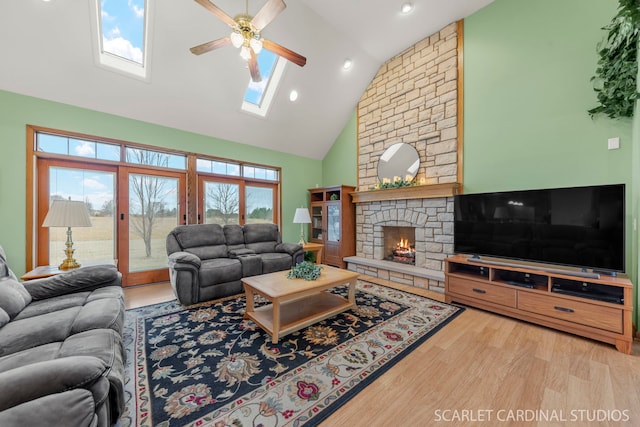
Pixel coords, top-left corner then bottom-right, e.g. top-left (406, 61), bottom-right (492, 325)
top-left (245, 186), bottom-right (274, 224)
top-left (203, 181), bottom-right (240, 224)
top-left (327, 204), bottom-right (340, 242)
top-left (128, 173), bottom-right (180, 272)
top-left (47, 166), bottom-right (116, 266)
top-left (311, 205), bottom-right (323, 240)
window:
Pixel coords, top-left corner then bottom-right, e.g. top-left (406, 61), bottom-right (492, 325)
top-left (196, 159), bottom-right (241, 176)
top-left (196, 158), bottom-right (279, 227)
top-left (92, 0), bottom-right (150, 79)
top-left (241, 50), bottom-right (287, 117)
top-left (125, 147), bottom-right (186, 170)
top-left (37, 133), bottom-right (120, 161)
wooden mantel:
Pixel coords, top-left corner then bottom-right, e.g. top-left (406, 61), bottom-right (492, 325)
top-left (350, 182), bottom-right (461, 203)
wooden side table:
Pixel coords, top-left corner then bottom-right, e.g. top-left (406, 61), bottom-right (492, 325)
top-left (21, 260), bottom-right (116, 281)
top-left (302, 242), bottom-right (324, 264)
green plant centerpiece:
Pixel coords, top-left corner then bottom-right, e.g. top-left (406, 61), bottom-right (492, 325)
top-left (287, 261), bottom-right (322, 280)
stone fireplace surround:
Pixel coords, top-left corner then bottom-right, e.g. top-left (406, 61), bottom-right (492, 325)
top-left (346, 196), bottom-right (454, 293)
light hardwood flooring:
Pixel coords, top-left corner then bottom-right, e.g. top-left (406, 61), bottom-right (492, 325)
top-left (124, 278), bottom-right (640, 427)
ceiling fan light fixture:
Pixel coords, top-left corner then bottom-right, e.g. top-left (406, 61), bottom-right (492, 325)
top-left (401, 3), bottom-right (414, 14)
top-left (230, 31), bottom-right (244, 48)
top-left (240, 45), bottom-right (251, 60)
top-left (250, 38), bottom-right (263, 54)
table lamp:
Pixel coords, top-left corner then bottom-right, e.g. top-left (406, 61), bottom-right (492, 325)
top-left (293, 207), bottom-right (311, 245)
top-left (42, 199), bottom-right (92, 270)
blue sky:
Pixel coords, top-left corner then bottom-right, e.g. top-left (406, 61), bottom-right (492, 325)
top-left (100, 0), bottom-right (145, 63)
top-left (244, 49), bottom-right (278, 105)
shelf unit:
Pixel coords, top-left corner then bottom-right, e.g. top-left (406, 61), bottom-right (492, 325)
top-left (308, 185), bottom-right (355, 268)
top-left (444, 255), bottom-right (633, 354)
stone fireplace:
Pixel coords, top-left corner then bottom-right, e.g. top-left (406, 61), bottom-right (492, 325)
top-left (346, 195), bottom-right (455, 292)
top-left (345, 22), bottom-right (462, 293)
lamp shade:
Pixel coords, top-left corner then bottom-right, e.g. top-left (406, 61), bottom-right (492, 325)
top-left (42, 200), bottom-right (92, 228)
top-left (293, 208), bottom-right (311, 224)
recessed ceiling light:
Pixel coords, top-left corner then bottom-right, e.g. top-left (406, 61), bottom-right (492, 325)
top-left (401, 3), bottom-right (413, 14)
top-left (343, 59), bottom-right (353, 70)
top-left (289, 90), bottom-right (299, 102)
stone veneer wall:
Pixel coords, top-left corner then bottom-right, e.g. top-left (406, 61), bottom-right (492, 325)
top-left (357, 22), bottom-right (459, 191)
top-left (351, 22), bottom-right (460, 291)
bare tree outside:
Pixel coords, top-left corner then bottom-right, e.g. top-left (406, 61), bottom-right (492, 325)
top-left (128, 149), bottom-right (174, 257)
top-left (206, 182), bottom-right (239, 224)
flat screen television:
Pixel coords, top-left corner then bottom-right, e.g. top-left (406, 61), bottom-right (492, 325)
top-left (453, 184), bottom-right (625, 273)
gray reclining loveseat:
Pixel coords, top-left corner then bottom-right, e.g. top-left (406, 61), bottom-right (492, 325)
top-left (166, 223), bottom-right (303, 305)
top-left (0, 246), bottom-right (125, 427)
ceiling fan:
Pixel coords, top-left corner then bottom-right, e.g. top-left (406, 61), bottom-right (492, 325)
top-left (190, 0), bottom-right (307, 82)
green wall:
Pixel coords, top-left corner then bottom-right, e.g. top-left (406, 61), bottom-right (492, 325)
top-left (464, 0), bottom-right (631, 193)
top-left (463, 0), bottom-right (637, 324)
top-left (322, 112), bottom-right (358, 188)
top-left (0, 89), bottom-right (322, 276)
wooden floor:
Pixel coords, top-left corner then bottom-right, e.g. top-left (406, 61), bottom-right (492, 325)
top-left (124, 278), bottom-right (640, 427)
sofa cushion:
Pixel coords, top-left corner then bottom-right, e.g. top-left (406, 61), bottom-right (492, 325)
top-left (223, 224), bottom-right (246, 250)
top-left (24, 265), bottom-right (120, 300)
top-left (243, 224), bottom-right (280, 253)
top-left (260, 253), bottom-right (294, 274)
top-left (199, 258), bottom-right (242, 287)
top-left (187, 244), bottom-right (228, 261)
top-left (15, 292), bottom-right (91, 320)
top-left (0, 329), bottom-right (125, 420)
top-left (0, 307), bottom-right (80, 356)
top-left (0, 278), bottom-right (32, 319)
top-left (1, 287), bottom-right (124, 357)
top-left (171, 224), bottom-right (230, 261)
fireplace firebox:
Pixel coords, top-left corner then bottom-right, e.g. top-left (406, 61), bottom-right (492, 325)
top-left (383, 226), bottom-right (416, 265)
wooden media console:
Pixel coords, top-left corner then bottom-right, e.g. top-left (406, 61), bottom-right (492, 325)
top-left (444, 255), bottom-right (634, 354)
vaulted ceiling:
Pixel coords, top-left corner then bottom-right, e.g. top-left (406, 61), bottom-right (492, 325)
top-left (0, 0), bottom-right (493, 160)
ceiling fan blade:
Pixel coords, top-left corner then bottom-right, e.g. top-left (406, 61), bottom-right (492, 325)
top-left (248, 50), bottom-right (262, 82)
top-left (194, 0), bottom-right (236, 28)
top-left (262, 39), bottom-right (307, 67)
top-left (190, 37), bottom-right (231, 55)
top-left (251, 0), bottom-right (286, 31)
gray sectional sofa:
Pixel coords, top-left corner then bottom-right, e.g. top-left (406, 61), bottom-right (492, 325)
top-left (166, 223), bottom-right (303, 305)
top-left (0, 247), bottom-right (125, 427)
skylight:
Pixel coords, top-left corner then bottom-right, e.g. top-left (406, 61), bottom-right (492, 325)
top-left (92, 0), bottom-right (150, 80)
top-left (241, 49), bottom-right (286, 117)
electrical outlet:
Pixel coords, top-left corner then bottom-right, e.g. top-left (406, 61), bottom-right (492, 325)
top-left (608, 137), bottom-right (620, 150)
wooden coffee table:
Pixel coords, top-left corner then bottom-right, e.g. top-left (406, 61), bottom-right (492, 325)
top-left (242, 265), bottom-right (359, 343)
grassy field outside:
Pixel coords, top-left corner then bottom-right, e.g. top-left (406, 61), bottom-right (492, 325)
top-left (49, 216), bottom-right (177, 271)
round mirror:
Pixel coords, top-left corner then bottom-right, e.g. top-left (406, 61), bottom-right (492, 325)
top-left (377, 142), bottom-right (420, 183)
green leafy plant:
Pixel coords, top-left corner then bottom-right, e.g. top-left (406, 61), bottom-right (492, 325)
top-left (589, 0), bottom-right (640, 119)
top-left (370, 178), bottom-right (418, 191)
top-left (287, 261), bottom-right (323, 280)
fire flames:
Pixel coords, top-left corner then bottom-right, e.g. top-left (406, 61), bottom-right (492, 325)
top-left (392, 238), bottom-right (415, 263)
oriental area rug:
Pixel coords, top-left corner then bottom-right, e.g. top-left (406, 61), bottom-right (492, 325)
top-left (120, 281), bottom-right (464, 427)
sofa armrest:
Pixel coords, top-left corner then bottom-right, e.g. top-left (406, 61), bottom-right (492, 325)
top-left (275, 242), bottom-right (303, 256)
top-left (168, 251), bottom-right (202, 269)
top-left (24, 265), bottom-right (121, 301)
top-left (228, 248), bottom-right (256, 258)
top-left (0, 356), bottom-right (107, 412)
